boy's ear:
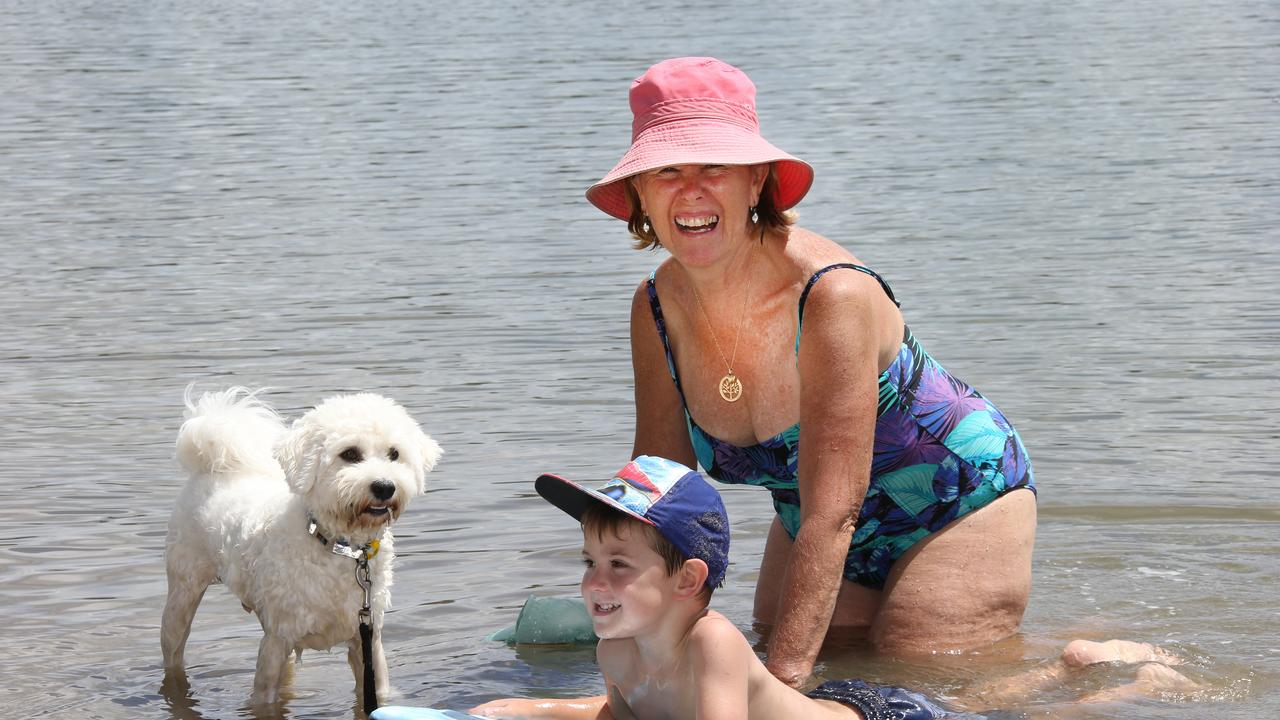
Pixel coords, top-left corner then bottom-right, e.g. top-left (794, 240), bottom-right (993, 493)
top-left (675, 558), bottom-right (710, 599)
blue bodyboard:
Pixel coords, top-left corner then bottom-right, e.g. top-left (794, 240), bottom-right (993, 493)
top-left (371, 707), bottom-right (485, 720)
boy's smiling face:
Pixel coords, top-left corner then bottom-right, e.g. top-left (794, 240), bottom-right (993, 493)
top-left (580, 522), bottom-right (677, 640)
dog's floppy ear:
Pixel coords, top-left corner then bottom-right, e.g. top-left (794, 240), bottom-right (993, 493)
top-left (412, 431), bottom-right (442, 495)
top-left (276, 418), bottom-right (326, 495)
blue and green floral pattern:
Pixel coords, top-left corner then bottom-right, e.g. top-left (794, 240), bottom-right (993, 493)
top-left (645, 264), bottom-right (1034, 590)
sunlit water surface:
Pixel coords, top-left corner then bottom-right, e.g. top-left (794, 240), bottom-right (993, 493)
top-left (1, 0), bottom-right (1276, 718)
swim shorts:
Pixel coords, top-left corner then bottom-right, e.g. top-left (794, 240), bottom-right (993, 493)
top-left (806, 679), bottom-right (989, 720)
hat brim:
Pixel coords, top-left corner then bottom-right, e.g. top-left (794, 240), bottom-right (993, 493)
top-left (535, 473), bottom-right (658, 527)
top-left (586, 120), bottom-right (814, 221)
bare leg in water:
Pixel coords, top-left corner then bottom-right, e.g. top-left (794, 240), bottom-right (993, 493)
top-left (953, 639), bottom-right (1199, 712)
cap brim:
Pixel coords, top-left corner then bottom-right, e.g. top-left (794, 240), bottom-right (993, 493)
top-left (586, 120), bottom-right (814, 221)
top-left (535, 473), bottom-right (658, 527)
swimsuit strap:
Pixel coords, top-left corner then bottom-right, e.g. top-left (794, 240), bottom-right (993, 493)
top-left (799, 263), bottom-right (900, 324)
top-left (644, 271), bottom-right (691, 409)
top-left (796, 264), bottom-right (900, 351)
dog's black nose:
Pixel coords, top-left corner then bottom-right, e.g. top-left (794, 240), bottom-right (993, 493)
top-left (370, 479), bottom-right (396, 501)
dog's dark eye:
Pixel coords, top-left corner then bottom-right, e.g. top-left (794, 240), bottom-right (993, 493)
top-left (339, 447), bottom-right (363, 463)
top-left (388, 448), bottom-right (400, 461)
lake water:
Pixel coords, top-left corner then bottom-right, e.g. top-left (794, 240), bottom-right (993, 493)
top-left (1, 0), bottom-right (1277, 717)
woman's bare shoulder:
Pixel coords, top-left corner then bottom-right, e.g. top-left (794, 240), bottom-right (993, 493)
top-left (782, 226), bottom-right (864, 273)
top-left (646, 255), bottom-right (684, 285)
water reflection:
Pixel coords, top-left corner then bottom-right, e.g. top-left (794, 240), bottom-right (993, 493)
top-left (1, 0), bottom-right (1277, 718)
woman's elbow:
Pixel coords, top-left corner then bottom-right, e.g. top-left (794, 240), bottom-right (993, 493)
top-left (798, 513), bottom-right (858, 544)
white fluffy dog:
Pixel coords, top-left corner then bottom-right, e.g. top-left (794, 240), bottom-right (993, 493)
top-left (161, 387), bottom-right (441, 707)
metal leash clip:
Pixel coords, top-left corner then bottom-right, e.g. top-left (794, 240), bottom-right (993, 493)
top-left (355, 560), bottom-right (372, 621)
top-left (331, 539), bottom-right (366, 561)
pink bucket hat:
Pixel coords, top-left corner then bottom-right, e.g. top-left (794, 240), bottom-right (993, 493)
top-left (586, 57), bottom-right (814, 221)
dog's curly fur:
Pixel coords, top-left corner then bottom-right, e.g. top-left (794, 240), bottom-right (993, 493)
top-left (161, 387), bottom-right (441, 706)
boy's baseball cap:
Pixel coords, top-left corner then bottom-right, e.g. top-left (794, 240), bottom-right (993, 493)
top-left (535, 456), bottom-right (730, 588)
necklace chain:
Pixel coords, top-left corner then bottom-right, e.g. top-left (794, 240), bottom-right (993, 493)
top-left (689, 249), bottom-right (753, 403)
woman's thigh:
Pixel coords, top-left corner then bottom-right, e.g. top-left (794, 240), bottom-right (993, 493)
top-left (871, 488), bottom-right (1038, 654)
top-left (753, 515), bottom-right (882, 629)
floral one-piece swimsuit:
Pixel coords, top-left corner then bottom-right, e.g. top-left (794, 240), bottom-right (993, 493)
top-left (645, 263), bottom-right (1035, 589)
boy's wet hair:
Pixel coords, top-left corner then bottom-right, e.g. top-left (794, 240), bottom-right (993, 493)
top-left (581, 502), bottom-right (716, 602)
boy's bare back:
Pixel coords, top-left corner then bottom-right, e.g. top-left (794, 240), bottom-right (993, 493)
top-left (598, 609), bottom-right (859, 720)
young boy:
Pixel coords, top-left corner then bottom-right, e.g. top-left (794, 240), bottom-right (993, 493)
top-left (467, 456), bottom-right (1196, 720)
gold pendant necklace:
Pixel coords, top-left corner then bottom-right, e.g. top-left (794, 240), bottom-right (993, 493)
top-left (717, 372), bottom-right (743, 403)
top-left (690, 251), bottom-right (753, 404)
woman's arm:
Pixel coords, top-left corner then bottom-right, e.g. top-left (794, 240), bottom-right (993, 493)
top-left (629, 280), bottom-right (697, 465)
top-left (764, 272), bottom-right (886, 686)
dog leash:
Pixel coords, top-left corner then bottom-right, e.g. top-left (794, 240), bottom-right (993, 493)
top-left (308, 515), bottom-right (381, 715)
top-left (355, 557), bottom-right (377, 717)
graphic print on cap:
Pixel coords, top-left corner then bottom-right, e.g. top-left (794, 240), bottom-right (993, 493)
top-left (595, 456), bottom-right (689, 518)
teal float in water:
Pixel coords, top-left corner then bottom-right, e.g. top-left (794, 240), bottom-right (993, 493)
top-left (487, 595), bottom-right (598, 645)
top-left (371, 597), bottom-right (596, 718)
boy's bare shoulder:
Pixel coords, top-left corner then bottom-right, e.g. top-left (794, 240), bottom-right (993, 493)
top-left (684, 610), bottom-right (758, 675)
top-left (687, 611), bottom-right (752, 652)
top-left (690, 611), bottom-right (860, 720)
top-left (691, 609), bottom-right (742, 634)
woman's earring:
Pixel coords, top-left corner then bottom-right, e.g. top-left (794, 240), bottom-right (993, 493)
top-left (750, 206), bottom-right (759, 224)
top-left (642, 216), bottom-right (651, 234)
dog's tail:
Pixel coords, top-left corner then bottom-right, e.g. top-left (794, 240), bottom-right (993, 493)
top-left (176, 386), bottom-right (286, 478)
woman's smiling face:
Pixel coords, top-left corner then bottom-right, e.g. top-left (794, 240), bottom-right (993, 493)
top-left (631, 163), bottom-right (768, 266)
